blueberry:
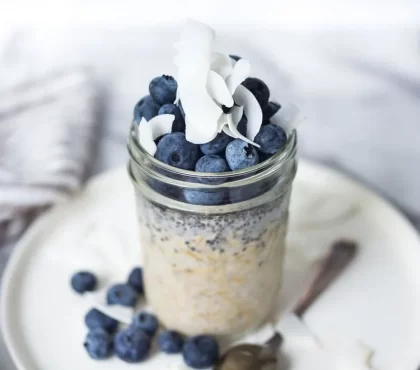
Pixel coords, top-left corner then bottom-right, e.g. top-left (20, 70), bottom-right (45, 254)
top-left (195, 155), bottom-right (228, 185)
top-left (259, 152), bottom-right (273, 162)
top-left (229, 177), bottom-right (277, 203)
top-left (229, 54), bottom-right (241, 61)
top-left (154, 135), bottom-right (164, 146)
top-left (114, 327), bottom-right (151, 363)
top-left (149, 75), bottom-right (177, 105)
top-left (71, 271), bottom-right (97, 294)
top-left (85, 308), bottom-right (118, 334)
top-left (134, 95), bottom-right (160, 122)
top-left (182, 335), bottom-right (219, 369)
top-left (241, 77), bottom-right (270, 108)
top-left (237, 115), bottom-right (247, 136)
top-left (183, 189), bottom-right (226, 206)
top-left (225, 139), bottom-right (259, 171)
top-left (229, 184), bottom-right (264, 203)
top-left (157, 330), bottom-right (184, 354)
top-left (131, 312), bottom-right (159, 337)
top-left (262, 101), bottom-right (281, 121)
top-left (150, 179), bottom-right (181, 200)
top-left (158, 103), bottom-right (186, 132)
top-left (84, 328), bottom-right (113, 360)
top-left (106, 284), bottom-right (137, 307)
top-left (200, 132), bottom-right (233, 155)
top-left (127, 267), bottom-right (143, 294)
top-left (155, 133), bottom-right (200, 170)
top-left (254, 123), bottom-right (287, 155)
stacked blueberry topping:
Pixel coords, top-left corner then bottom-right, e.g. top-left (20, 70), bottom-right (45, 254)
top-left (134, 67), bottom-right (287, 205)
top-left (71, 267), bottom-right (220, 368)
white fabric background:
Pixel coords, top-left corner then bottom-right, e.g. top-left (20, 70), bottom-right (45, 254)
top-left (0, 4), bottom-right (419, 368)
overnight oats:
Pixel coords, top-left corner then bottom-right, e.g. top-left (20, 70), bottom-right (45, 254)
top-left (127, 20), bottom-right (300, 338)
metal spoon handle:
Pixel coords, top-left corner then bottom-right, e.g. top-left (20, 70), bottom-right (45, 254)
top-left (293, 240), bottom-right (357, 318)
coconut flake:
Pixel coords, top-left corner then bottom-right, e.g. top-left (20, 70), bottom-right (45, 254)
top-left (180, 19), bottom-right (215, 46)
top-left (233, 84), bottom-right (263, 141)
top-left (175, 19), bottom-right (222, 144)
top-left (226, 58), bottom-right (251, 94)
top-left (224, 113), bottom-right (260, 147)
top-left (150, 114), bottom-right (175, 138)
top-left (271, 103), bottom-right (306, 134)
top-left (211, 52), bottom-right (233, 79)
top-left (231, 105), bottom-right (244, 125)
top-left (185, 114), bottom-right (219, 144)
top-left (207, 70), bottom-right (234, 108)
top-left (179, 74), bottom-right (221, 144)
top-left (138, 118), bottom-right (155, 155)
top-left (137, 115), bottom-right (174, 155)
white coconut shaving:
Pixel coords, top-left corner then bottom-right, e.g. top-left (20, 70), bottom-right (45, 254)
top-left (175, 20), bottom-right (265, 146)
top-left (175, 20), bottom-right (224, 144)
top-left (207, 70), bottom-right (234, 108)
top-left (211, 52), bottom-right (233, 79)
top-left (226, 58), bottom-right (251, 94)
top-left (271, 103), bottom-right (306, 134)
top-left (233, 84), bottom-right (263, 141)
top-left (223, 114), bottom-right (260, 147)
top-left (137, 114), bottom-right (174, 155)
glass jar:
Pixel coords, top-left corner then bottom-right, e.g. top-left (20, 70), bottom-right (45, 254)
top-left (127, 123), bottom-right (297, 338)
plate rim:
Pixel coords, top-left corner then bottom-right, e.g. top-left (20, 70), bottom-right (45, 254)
top-left (1, 159), bottom-right (420, 370)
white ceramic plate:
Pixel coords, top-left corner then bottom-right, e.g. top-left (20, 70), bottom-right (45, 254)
top-left (1, 160), bottom-right (420, 370)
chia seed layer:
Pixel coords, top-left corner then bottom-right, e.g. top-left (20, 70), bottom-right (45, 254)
top-left (136, 188), bottom-right (291, 337)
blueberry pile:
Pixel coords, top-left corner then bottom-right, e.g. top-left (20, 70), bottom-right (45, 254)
top-left (71, 268), bottom-right (220, 368)
top-left (134, 71), bottom-right (287, 205)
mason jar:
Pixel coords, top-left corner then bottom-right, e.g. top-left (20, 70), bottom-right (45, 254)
top-left (127, 121), bottom-right (297, 338)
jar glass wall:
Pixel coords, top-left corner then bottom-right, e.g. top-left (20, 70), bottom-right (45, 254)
top-left (128, 124), bottom-right (297, 337)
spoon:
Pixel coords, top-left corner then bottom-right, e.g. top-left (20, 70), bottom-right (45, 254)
top-left (215, 240), bottom-right (357, 370)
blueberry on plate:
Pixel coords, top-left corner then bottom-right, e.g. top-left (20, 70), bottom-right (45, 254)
top-left (71, 271), bottom-right (97, 294)
top-left (225, 139), bottom-right (259, 171)
top-left (182, 335), bottom-right (219, 369)
top-left (127, 267), bottom-right (143, 294)
top-left (106, 283), bottom-right (137, 307)
top-left (157, 330), bottom-right (184, 354)
top-left (229, 54), bottom-right (241, 61)
top-left (134, 95), bottom-right (160, 122)
top-left (85, 308), bottom-right (119, 334)
top-left (155, 132), bottom-right (200, 170)
top-left (158, 103), bottom-right (186, 132)
top-left (84, 328), bottom-right (113, 360)
top-left (241, 77), bottom-right (270, 108)
top-left (200, 132), bottom-right (232, 155)
top-left (183, 189), bottom-right (226, 206)
top-left (195, 155), bottom-right (229, 185)
top-left (149, 75), bottom-right (177, 105)
top-left (114, 326), bottom-right (151, 363)
top-left (262, 101), bottom-right (281, 121)
top-left (254, 123), bottom-right (287, 155)
top-left (131, 312), bottom-right (159, 337)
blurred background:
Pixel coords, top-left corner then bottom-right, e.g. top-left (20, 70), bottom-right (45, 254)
top-left (0, 1), bottom-right (419, 367)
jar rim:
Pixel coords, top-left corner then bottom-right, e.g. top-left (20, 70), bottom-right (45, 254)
top-left (127, 120), bottom-right (297, 184)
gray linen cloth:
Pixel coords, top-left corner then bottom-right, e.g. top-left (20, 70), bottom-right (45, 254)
top-left (0, 69), bottom-right (98, 247)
